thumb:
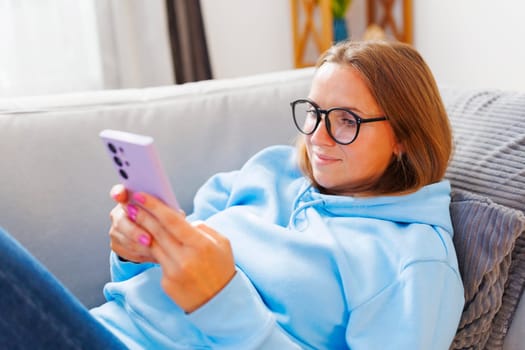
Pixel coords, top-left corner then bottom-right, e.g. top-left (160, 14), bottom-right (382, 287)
top-left (110, 184), bottom-right (129, 203)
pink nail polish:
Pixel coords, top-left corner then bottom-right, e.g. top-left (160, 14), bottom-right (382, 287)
top-left (133, 192), bottom-right (146, 204)
top-left (127, 204), bottom-right (138, 222)
top-left (138, 234), bottom-right (151, 246)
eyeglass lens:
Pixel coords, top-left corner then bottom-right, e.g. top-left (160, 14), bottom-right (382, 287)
top-left (293, 100), bottom-right (358, 144)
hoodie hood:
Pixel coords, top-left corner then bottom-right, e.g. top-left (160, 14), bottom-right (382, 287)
top-left (295, 180), bottom-right (453, 236)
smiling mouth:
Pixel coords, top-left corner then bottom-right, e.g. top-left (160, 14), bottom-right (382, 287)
top-left (313, 152), bottom-right (340, 164)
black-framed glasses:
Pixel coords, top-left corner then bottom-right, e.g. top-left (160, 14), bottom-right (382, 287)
top-left (291, 98), bottom-right (388, 145)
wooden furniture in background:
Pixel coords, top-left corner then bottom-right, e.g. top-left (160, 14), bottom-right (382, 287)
top-left (367, 0), bottom-right (412, 44)
top-left (290, 0), bottom-right (333, 68)
top-left (290, 0), bottom-right (413, 68)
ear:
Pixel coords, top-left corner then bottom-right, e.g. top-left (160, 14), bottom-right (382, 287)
top-left (393, 141), bottom-right (405, 158)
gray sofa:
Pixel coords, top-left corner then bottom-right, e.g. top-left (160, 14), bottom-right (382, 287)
top-left (0, 67), bottom-right (523, 349)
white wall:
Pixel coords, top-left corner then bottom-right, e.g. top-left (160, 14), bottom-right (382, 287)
top-left (414, 0), bottom-right (525, 92)
top-left (201, 0), bottom-right (293, 79)
top-left (201, 0), bottom-right (525, 92)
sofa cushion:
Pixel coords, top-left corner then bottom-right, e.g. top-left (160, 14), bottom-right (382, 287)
top-left (442, 88), bottom-right (525, 212)
top-left (441, 87), bottom-right (525, 348)
top-left (449, 189), bottom-right (525, 349)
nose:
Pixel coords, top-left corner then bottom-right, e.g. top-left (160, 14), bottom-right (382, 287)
top-left (309, 115), bottom-right (335, 146)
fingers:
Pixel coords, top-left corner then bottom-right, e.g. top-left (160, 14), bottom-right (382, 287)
top-left (126, 193), bottom-right (236, 313)
top-left (109, 204), bottom-right (155, 262)
top-left (125, 204), bottom-right (185, 265)
top-left (131, 192), bottom-right (191, 243)
top-left (191, 221), bottom-right (223, 246)
top-left (127, 194), bottom-right (216, 263)
top-left (110, 184), bottom-right (128, 203)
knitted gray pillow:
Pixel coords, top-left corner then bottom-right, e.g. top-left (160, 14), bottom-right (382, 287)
top-left (449, 189), bottom-right (525, 350)
top-left (442, 87), bottom-right (525, 347)
top-left (442, 88), bottom-right (525, 212)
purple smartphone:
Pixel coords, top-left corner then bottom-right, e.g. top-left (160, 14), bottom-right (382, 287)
top-left (99, 129), bottom-right (180, 210)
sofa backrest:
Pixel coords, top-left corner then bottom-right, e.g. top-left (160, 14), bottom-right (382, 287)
top-left (0, 68), bottom-right (314, 307)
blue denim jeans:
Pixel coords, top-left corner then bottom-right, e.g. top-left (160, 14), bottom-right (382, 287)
top-left (0, 227), bottom-right (128, 349)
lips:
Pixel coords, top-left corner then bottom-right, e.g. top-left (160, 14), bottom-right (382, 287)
top-left (312, 152), bottom-right (340, 165)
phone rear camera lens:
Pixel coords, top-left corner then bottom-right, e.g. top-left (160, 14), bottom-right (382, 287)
top-left (107, 143), bottom-right (117, 154)
top-left (113, 156), bottom-right (123, 166)
top-left (119, 169), bottom-right (128, 179)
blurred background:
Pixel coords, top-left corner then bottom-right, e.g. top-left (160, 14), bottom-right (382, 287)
top-left (1, 0), bottom-right (524, 97)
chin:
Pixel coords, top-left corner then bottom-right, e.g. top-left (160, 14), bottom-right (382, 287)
top-left (313, 177), bottom-right (346, 194)
top-left (314, 175), bottom-right (374, 196)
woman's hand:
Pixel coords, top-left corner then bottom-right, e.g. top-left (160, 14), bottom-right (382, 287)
top-left (122, 190), bottom-right (236, 313)
top-left (108, 184), bottom-right (157, 263)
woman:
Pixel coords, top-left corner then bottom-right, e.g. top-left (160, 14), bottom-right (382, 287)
top-left (0, 40), bottom-right (464, 349)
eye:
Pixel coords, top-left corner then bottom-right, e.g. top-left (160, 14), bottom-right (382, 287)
top-left (332, 110), bottom-right (357, 127)
top-left (305, 108), bottom-right (317, 118)
top-left (342, 118), bottom-right (357, 127)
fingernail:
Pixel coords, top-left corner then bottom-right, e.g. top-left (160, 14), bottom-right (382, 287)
top-left (133, 192), bottom-right (146, 204)
top-left (127, 204), bottom-right (138, 222)
top-left (138, 233), bottom-right (151, 246)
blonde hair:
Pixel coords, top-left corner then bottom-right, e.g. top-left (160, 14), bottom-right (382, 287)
top-left (297, 40), bottom-right (452, 195)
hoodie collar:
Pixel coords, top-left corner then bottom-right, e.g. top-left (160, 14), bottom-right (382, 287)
top-left (296, 180), bottom-right (453, 235)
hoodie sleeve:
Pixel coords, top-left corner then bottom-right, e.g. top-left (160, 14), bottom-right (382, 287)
top-left (345, 260), bottom-right (464, 350)
top-left (109, 251), bottom-right (156, 282)
top-left (187, 268), bottom-right (304, 349)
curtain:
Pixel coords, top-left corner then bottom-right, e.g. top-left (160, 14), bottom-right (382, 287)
top-left (165, 0), bottom-right (212, 83)
top-left (0, 0), bottom-right (207, 97)
top-left (94, 0), bottom-right (175, 89)
top-left (0, 0), bottom-right (103, 97)
top-left (0, 0), bottom-right (175, 97)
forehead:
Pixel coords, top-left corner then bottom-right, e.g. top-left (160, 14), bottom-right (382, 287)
top-left (309, 63), bottom-right (382, 114)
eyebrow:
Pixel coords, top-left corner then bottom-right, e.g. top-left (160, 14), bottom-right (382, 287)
top-left (307, 97), bottom-right (379, 116)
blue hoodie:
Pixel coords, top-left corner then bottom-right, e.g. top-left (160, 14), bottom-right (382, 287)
top-left (91, 145), bottom-right (464, 350)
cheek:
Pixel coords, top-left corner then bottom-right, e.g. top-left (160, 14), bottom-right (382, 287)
top-left (304, 136), bottom-right (313, 155)
top-left (344, 129), bottom-right (396, 168)
top-left (364, 123), bottom-right (397, 151)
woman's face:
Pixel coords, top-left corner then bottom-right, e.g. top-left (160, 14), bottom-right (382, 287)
top-left (305, 62), bottom-right (401, 196)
